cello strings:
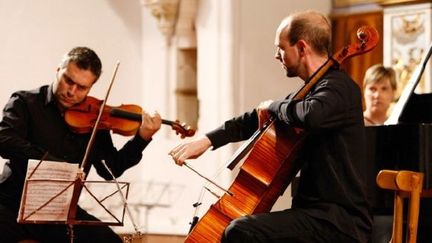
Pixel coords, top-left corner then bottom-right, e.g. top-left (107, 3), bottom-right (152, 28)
top-left (184, 162), bottom-right (233, 196)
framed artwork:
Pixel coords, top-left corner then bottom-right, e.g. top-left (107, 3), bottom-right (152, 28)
top-left (333, 0), bottom-right (427, 8)
top-left (333, 0), bottom-right (379, 7)
top-left (383, 2), bottom-right (432, 96)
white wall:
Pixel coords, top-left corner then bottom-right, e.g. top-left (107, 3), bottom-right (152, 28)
top-left (0, 0), bottom-right (143, 105)
top-left (235, 0), bottom-right (333, 112)
top-left (0, 0), bottom-right (331, 236)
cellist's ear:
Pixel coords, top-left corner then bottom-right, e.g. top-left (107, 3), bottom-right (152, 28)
top-left (296, 40), bottom-right (307, 55)
top-left (55, 67), bottom-right (61, 79)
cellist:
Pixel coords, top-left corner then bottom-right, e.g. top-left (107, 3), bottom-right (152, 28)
top-left (170, 10), bottom-right (372, 243)
top-left (0, 46), bottom-right (162, 242)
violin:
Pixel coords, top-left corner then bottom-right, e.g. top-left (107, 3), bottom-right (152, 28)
top-left (64, 96), bottom-right (195, 138)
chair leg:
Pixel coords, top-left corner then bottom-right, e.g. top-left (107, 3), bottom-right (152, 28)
top-left (376, 170), bottom-right (424, 243)
top-left (406, 173), bottom-right (422, 243)
top-left (392, 193), bottom-right (404, 243)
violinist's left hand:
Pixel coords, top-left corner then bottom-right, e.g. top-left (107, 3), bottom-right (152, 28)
top-left (138, 110), bottom-right (162, 141)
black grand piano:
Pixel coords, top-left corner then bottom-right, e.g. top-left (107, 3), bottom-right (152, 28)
top-left (365, 42), bottom-right (432, 207)
top-left (365, 93), bottom-right (432, 211)
top-left (364, 44), bottom-right (432, 241)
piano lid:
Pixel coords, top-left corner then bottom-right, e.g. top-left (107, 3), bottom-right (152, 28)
top-left (399, 93), bottom-right (432, 124)
top-left (385, 42), bottom-right (432, 125)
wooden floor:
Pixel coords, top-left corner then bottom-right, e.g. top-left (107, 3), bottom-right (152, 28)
top-left (120, 233), bottom-right (186, 243)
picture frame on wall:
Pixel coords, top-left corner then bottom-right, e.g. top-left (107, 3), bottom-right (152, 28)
top-left (383, 2), bottom-right (432, 95)
top-left (333, 0), bottom-right (427, 8)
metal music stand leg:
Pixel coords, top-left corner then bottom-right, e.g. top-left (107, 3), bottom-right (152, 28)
top-left (67, 224), bottom-right (74, 243)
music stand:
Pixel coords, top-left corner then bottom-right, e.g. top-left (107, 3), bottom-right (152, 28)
top-left (17, 159), bottom-right (130, 243)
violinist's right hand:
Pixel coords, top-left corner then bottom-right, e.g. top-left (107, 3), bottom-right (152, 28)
top-left (169, 136), bottom-right (212, 166)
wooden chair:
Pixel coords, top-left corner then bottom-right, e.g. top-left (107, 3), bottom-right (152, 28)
top-left (376, 170), bottom-right (424, 243)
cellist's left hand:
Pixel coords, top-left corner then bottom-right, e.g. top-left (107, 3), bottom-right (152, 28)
top-left (138, 110), bottom-right (162, 141)
top-left (257, 100), bottom-right (273, 129)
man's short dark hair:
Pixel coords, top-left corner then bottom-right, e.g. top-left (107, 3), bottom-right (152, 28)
top-left (60, 47), bottom-right (102, 80)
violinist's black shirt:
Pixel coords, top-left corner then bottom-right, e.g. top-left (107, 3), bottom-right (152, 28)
top-left (0, 84), bottom-right (149, 211)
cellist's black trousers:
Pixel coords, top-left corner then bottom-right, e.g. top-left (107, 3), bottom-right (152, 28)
top-left (222, 209), bottom-right (357, 243)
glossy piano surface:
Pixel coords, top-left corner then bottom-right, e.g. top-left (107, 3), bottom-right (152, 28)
top-left (364, 93), bottom-right (432, 211)
top-left (365, 123), bottom-right (432, 188)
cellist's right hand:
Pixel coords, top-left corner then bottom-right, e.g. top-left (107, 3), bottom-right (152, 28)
top-left (169, 136), bottom-right (212, 166)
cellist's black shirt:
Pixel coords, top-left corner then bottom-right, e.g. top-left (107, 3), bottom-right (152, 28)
top-left (0, 85), bottom-right (150, 211)
top-left (206, 68), bottom-right (372, 243)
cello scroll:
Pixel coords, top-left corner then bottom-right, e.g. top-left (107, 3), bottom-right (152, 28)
top-left (293, 25), bottom-right (379, 101)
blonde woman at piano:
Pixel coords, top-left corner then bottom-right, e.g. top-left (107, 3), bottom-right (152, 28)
top-left (363, 64), bottom-right (397, 126)
top-left (363, 64), bottom-right (398, 243)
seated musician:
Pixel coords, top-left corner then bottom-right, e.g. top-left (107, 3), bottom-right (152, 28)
top-left (362, 64), bottom-right (397, 243)
top-left (363, 64), bottom-right (397, 126)
top-left (0, 47), bottom-right (162, 242)
top-left (170, 10), bottom-right (372, 243)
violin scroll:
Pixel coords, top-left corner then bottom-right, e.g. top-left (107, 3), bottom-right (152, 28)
top-left (163, 119), bottom-right (196, 138)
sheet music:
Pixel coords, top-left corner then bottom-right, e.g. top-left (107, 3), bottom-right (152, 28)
top-left (18, 160), bottom-right (79, 222)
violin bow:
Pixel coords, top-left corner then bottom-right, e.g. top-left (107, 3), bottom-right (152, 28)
top-left (67, 62), bottom-right (121, 225)
top-left (79, 62), bottom-right (121, 172)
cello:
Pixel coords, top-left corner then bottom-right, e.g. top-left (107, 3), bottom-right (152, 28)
top-left (184, 25), bottom-right (379, 242)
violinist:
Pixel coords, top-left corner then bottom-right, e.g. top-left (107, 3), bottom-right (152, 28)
top-left (170, 10), bottom-right (372, 243)
top-left (0, 46), bottom-right (161, 243)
